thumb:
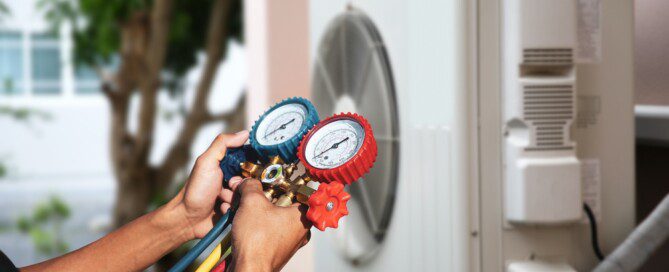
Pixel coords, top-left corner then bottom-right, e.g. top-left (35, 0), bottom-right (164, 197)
top-left (236, 178), bottom-right (264, 197)
top-left (232, 179), bottom-right (268, 211)
top-left (203, 130), bottom-right (249, 161)
top-left (225, 130), bottom-right (250, 147)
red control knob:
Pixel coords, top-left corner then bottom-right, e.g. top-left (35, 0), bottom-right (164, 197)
top-left (306, 182), bottom-right (350, 231)
top-left (297, 113), bottom-right (377, 185)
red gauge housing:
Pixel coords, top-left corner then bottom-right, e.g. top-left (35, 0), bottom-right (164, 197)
top-left (297, 112), bottom-right (377, 185)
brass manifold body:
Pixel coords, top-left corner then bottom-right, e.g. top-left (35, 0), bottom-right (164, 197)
top-left (239, 156), bottom-right (316, 207)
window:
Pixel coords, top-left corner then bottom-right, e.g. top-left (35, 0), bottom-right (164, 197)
top-left (31, 33), bottom-right (61, 95)
top-left (0, 31), bottom-right (24, 95)
top-left (0, 29), bottom-right (117, 97)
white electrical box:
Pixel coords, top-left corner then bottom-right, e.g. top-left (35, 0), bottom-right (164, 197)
top-left (502, 0), bottom-right (582, 224)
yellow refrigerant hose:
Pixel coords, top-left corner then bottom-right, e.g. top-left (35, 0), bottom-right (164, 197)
top-left (194, 243), bottom-right (221, 272)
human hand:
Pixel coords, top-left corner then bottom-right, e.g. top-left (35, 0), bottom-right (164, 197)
top-left (223, 178), bottom-right (311, 271)
top-left (173, 131), bottom-right (249, 239)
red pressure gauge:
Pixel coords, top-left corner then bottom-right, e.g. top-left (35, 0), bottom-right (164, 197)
top-left (297, 112), bottom-right (377, 185)
top-left (297, 112), bottom-right (377, 231)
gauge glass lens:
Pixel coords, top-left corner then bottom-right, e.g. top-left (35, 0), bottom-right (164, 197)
top-left (256, 103), bottom-right (307, 145)
top-left (305, 119), bottom-right (365, 169)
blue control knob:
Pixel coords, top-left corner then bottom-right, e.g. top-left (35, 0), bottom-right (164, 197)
top-left (219, 144), bottom-right (259, 186)
top-left (250, 97), bottom-right (319, 162)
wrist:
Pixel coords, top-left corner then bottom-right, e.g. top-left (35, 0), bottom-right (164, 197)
top-left (234, 253), bottom-right (272, 272)
top-left (153, 199), bottom-right (197, 244)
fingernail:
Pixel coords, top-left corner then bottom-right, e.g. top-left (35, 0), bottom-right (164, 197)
top-left (236, 130), bottom-right (249, 136)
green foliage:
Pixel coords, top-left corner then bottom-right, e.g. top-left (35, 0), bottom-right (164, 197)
top-left (16, 196), bottom-right (72, 256)
top-left (0, 106), bottom-right (52, 122)
top-left (0, 1), bottom-right (9, 19)
top-left (0, 162), bottom-right (5, 178)
top-left (39, 0), bottom-right (243, 77)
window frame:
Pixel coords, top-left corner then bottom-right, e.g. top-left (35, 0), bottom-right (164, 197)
top-left (0, 26), bottom-right (106, 101)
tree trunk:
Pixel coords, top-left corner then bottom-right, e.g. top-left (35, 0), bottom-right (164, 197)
top-left (105, 0), bottom-right (244, 230)
top-left (113, 167), bottom-right (155, 227)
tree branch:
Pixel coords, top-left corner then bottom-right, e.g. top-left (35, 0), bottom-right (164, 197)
top-left (144, 0), bottom-right (172, 77)
top-left (116, 11), bottom-right (148, 97)
top-left (107, 12), bottom-right (148, 183)
top-left (189, 0), bottom-right (233, 116)
top-left (156, 0), bottom-right (237, 188)
top-left (135, 0), bottom-right (173, 162)
top-left (95, 64), bottom-right (121, 103)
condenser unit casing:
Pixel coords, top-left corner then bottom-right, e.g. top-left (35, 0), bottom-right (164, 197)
top-left (303, 0), bottom-right (635, 271)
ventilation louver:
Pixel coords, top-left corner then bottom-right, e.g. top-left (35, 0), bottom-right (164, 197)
top-left (523, 48), bottom-right (573, 65)
top-left (523, 84), bottom-right (574, 151)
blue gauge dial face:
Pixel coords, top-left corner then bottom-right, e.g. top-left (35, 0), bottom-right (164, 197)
top-left (256, 103), bottom-right (307, 145)
top-left (305, 119), bottom-right (365, 169)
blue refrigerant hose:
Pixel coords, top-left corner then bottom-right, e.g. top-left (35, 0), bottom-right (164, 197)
top-left (168, 212), bottom-right (233, 272)
top-left (168, 146), bottom-right (252, 272)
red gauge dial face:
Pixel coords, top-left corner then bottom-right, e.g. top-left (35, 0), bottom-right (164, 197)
top-left (304, 118), bottom-right (365, 169)
top-left (298, 113), bottom-right (377, 185)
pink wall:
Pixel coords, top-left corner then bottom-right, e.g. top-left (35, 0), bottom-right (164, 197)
top-left (635, 0), bottom-right (669, 105)
top-left (243, 1), bottom-right (314, 271)
top-left (244, 0), bottom-right (311, 127)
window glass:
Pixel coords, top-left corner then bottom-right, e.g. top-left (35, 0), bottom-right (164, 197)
top-left (31, 33), bottom-right (61, 95)
top-left (0, 31), bottom-right (23, 95)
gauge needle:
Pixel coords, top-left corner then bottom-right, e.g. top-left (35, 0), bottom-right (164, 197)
top-left (264, 118), bottom-right (296, 138)
top-left (313, 137), bottom-right (349, 159)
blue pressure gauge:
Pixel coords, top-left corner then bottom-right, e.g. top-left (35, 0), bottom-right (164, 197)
top-left (250, 97), bottom-right (319, 162)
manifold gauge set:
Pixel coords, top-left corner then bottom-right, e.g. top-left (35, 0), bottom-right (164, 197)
top-left (223, 97), bottom-right (377, 230)
top-left (169, 97), bottom-right (377, 272)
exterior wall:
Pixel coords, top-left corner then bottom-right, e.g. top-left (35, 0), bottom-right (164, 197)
top-left (243, 1), bottom-right (312, 271)
top-left (635, 0), bottom-right (669, 106)
top-left (244, 0), bottom-right (310, 126)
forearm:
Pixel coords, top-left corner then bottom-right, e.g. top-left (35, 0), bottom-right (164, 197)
top-left (22, 197), bottom-right (194, 272)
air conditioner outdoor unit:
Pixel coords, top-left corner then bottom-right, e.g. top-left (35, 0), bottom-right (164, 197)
top-left (304, 0), bottom-right (635, 271)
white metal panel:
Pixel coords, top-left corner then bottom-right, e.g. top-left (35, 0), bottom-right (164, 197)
top-left (309, 0), bottom-right (476, 271)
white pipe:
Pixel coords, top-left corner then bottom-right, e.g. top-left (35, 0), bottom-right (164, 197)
top-left (593, 194), bottom-right (669, 272)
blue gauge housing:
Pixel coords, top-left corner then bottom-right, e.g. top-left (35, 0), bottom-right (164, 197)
top-left (219, 144), bottom-right (260, 186)
top-left (250, 97), bottom-right (319, 162)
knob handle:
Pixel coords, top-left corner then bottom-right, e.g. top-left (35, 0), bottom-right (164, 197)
top-left (306, 182), bottom-right (350, 231)
top-left (219, 145), bottom-right (259, 186)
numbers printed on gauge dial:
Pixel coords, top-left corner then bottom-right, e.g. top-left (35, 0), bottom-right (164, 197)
top-left (256, 103), bottom-right (307, 145)
top-left (305, 119), bottom-right (366, 169)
